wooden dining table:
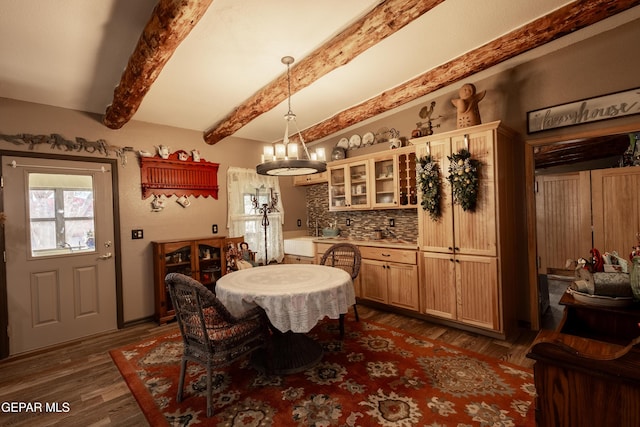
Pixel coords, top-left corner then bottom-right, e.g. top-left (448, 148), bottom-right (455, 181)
top-left (215, 263), bottom-right (355, 374)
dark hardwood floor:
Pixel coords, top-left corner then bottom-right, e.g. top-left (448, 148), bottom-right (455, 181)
top-left (0, 305), bottom-right (538, 426)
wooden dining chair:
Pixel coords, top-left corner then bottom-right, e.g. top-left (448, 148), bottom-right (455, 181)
top-left (319, 243), bottom-right (361, 338)
top-left (165, 273), bottom-right (270, 417)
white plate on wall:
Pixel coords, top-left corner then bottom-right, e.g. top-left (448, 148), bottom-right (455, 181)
top-left (337, 137), bottom-right (349, 149)
top-left (348, 134), bottom-right (361, 149)
top-left (362, 131), bottom-right (375, 146)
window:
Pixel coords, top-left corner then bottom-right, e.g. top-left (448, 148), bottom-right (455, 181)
top-left (28, 173), bottom-right (96, 257)
top-left (227, 167), bottom-right (285, 264)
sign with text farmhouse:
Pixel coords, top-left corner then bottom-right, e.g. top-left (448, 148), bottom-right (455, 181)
top-left (527, 87), bottom-right (640, 133)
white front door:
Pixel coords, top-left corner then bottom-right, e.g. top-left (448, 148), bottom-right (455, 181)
top-left (3, 156), bottom-right (117, 355)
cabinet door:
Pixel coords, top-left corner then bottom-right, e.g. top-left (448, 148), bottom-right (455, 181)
top-left (451, 129), bottom-right (497, 256)
top-left (196, 239), bottom-right (224, 288)
top-left (360, 259), bottom-right (388, 303)
top-left (535, 171), bottom-right (592, 274)
top-left (348, 160), bottom-right (370, 208)
top-left (456, 254), bottom-right (499, 331)
top-left (293, 171), bottom-right (328, 186)
top-left (370, 154), bottom-right (398, 208)
top-left (153, 240), bottom-right (193, 323)
top-left (420, 251), bottom-right (456, 319)
top-left (592, 166), bottom-right (640, 257)
top-left (387, 262), bottom-right (419, 311)
top-left (328, 165), bottom-right (347, 210)
top-left (416, 139), bottom-right (454, 253)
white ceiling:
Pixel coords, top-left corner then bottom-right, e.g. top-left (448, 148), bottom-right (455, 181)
top-left (1, 0), bottom-right (638, 144)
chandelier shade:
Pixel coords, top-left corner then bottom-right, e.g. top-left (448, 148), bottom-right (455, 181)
top-left (256, 56), bottom-right (327, 176)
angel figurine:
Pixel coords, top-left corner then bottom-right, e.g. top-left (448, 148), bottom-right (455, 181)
top-left (451, 83), bottom-right (485, 128)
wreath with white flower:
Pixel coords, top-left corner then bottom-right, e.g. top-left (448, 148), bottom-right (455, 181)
top-left (417, 155), bottom-right (442, 220)
top-left (447, 149), bottom-right (480, 212)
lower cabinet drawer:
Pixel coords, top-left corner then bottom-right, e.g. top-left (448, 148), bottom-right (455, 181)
top-left (359, 246), bottom-right (416, 264)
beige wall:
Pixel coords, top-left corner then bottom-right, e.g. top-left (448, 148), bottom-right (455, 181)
top-left (2, 15), bottom-right (639, 325)
top-left (317, 16), bottom-right (640, 151)
top-left (0, 99), bottom-right (307, 322)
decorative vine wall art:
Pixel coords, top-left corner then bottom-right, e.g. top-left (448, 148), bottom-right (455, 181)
top-left (0, 133), bottom-right (134, 166)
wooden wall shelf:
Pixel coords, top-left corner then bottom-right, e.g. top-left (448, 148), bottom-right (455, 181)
top-left (140, 151), bottom-right (219, 199)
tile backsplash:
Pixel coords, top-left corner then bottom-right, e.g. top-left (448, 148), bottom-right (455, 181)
top-left (305, 184), bottom-right (418, 242)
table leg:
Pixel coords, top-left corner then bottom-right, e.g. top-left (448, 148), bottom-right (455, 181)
top-left (252, 330), bottom-right (323, 375)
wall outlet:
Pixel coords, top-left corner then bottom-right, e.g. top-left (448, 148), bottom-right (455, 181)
top-left (346, 218), bottom-right (351, 226)
top-left (131, 229), bottom-right (143, 239)
top-left (389, 218), bottom-right (395, 227)
top-left (297, 219), bottom-right (302, 227)
top-left (212, 224), bottom-right (218, 234)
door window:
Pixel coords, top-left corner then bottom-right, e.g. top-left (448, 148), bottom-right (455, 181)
top-left (28, 173), bottom-right (96, 257)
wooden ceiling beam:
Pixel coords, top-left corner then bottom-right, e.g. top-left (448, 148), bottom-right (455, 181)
top-left (297, 0), bottom-right (640, 143)
top-left (202, 0), bottom-right (444, 145)
top-left (102, 0), bottom-right (214, 130)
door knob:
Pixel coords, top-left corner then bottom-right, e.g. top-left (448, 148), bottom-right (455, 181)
top-left (98, 252), bottom-right (113, 260)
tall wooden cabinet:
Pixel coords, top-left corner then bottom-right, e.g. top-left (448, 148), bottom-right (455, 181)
top-left (152, 237), bottom-right (227, 324)
top-left (415, 121), bottom-right (524, 338)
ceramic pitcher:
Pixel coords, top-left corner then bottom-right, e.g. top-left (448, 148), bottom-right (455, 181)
top-left (156, 145), bottom-right (170, 159)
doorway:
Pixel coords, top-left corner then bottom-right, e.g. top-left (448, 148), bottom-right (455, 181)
top-left (526, 124), bottom-right (640, 330)
top-left (1, 154), bottom-right (122, 356)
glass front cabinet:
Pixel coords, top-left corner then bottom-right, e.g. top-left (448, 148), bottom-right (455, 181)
top-left (370, 149), bottom-right (418, 209)
top-left (371, 155), bottom-right (398, 208)
top-left (328, 160), bottom-right (370, 211)
top-left (152, 237), bottom-right (226, 323)
top-left (329, 146), bottom-right (417, 211)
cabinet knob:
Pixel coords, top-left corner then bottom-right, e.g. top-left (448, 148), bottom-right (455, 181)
top-left (448, 247), bottom-right (453, 251)
top-left (454, 247), bottom-right (460, 251)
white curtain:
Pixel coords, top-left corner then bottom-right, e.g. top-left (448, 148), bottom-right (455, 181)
top-left (227, 167), bottom-right (285, 264)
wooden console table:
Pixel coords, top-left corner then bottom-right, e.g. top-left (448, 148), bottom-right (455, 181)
top-left (527, 292), bottom-right (640, 426)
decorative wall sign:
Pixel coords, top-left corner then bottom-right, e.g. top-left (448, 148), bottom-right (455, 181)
top-left (527, 87), bottom-right (640, 134)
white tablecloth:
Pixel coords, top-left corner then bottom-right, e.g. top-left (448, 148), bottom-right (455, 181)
top-left (215, 264), bottom-right (355, 333)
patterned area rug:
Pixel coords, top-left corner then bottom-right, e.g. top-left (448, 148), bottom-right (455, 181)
top-left (110, 320), bottom-right (536, 426)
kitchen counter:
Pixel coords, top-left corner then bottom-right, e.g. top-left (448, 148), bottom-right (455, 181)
top-left (312, 236), bottom-right (418, 250)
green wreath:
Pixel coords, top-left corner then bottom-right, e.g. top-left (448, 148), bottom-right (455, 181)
top-left (447, 149), bottom-right (480, 212)
top-left (417, 155), bottom-right (442, 220)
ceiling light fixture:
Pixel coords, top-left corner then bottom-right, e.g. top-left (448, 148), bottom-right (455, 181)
top-left (256, 56), bottom-right (326, 176)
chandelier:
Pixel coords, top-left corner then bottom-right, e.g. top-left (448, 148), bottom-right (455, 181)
top-left (256, 56), bottom-right (326, 176)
